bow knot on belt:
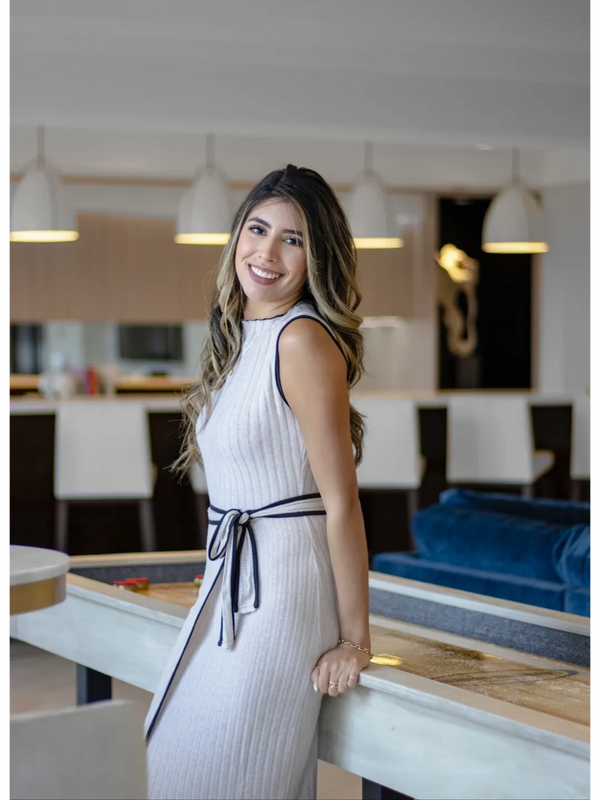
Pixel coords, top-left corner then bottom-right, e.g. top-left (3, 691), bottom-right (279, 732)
top-left (206, 493), bottom-right (326, 649)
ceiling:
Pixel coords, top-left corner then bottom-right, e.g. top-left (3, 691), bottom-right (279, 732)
top-left (10, 0), bottom-right (589, 180)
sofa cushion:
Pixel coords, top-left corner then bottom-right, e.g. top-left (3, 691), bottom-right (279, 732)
top-left (563, 588), bottom-right (591, 617)
top-left (552, 525), bottom-right (590, 588)
top-left (370, 551), bottom-right (566, 612)
top-left (412, 505), bottom-right (567, 582)
top-left (440, 489), bottom-right (590, 526)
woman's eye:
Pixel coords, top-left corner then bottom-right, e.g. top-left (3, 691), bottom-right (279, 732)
top-left (248, 225), bottom-right (301, 247)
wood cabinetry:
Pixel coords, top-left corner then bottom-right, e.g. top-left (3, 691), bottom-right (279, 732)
top-left (11, 206), bottom-right (436, 321)
top-left (11, 214), bottom-right (218, 322)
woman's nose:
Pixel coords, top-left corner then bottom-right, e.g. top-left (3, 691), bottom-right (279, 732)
top-left (258, 237), bottom-right (279, 262)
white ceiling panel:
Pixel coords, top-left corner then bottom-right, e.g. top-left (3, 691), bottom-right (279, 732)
top-left (10, 0), bottom-right (589, 179)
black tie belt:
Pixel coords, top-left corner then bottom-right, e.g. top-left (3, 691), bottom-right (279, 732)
top-left (206, 492), bottom-right (327, 649)
top-left (143, 491), bottom-right (327, 743)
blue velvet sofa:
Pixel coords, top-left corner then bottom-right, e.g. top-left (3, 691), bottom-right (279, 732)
top-left (371, 489), bottom-right (590, 616)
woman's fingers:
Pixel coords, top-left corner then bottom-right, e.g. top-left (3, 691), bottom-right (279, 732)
top-left (312, 649), bottom-right (367, 695)
top-left (345, 668), bottom-right (360, 690)
top-left (312, 665), bottom-right (328, 693)
top-left (335, 668), bottom-right (350, 694)
top-left (318, 661), bottom-right (335, 695)
top-left (313, 661), bottom-right (335, 695)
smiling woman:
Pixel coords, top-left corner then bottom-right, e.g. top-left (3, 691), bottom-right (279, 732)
top-left (144, 165), bottom-right (372, 800)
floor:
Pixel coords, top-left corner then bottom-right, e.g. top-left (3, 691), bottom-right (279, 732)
top-left (10, 638), bottom-right (362, 800)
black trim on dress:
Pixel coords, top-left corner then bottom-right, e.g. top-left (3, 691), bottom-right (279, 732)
top-left (275, 315), bottom-right (346, 407)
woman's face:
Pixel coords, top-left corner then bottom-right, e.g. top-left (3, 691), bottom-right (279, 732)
top-left (235, 199), bottom-right (308, 309)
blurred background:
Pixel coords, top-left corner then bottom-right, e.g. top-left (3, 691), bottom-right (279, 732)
top-left (10, 0), bottom-right (590, 556)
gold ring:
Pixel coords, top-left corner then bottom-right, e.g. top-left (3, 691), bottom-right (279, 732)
top-left (329, 681), bottom-right (338, 690)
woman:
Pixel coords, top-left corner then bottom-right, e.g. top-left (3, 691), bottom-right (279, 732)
top-left (145, 164), bottom-right (371, 800)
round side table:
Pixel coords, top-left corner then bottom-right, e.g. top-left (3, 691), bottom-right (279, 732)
top-left (10, 545), bottom-right (70, 615)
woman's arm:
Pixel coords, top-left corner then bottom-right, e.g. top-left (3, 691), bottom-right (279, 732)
top-left (278, 318), bottom-right (370, 652)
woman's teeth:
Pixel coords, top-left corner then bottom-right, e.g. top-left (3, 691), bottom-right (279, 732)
top-left (250, 264), bottom-right (280, 280)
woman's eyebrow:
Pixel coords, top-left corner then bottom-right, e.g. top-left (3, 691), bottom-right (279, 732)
top-left (248, 217), bottom-right (303, 237)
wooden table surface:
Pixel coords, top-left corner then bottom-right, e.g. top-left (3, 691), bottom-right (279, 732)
top-left (138, 582), bottom-right (589, 728)
top-left (369, 622), bottom-right (588, 726)
top-left (137, 581), bottom-right (199, 607)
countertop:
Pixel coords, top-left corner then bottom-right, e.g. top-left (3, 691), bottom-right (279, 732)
top-left (10, 374), bottom-right (194, 393)
top-left (10, 390), bottom-right (580, 414)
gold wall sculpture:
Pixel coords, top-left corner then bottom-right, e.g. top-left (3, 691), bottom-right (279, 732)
top-left (436, 244), bottom-right (479, 358)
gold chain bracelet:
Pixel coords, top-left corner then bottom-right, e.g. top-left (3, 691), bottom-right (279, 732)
top-left (338, 637), bottom-right (373, 658)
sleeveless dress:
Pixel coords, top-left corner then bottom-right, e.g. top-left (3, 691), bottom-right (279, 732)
top-left (144, 298), bottom-right (342, 800)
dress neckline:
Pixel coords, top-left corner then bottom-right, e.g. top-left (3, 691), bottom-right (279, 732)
top-left (241, 299), bottom-right (305, 323)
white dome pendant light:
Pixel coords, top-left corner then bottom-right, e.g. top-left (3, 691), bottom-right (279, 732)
top-left (482, 148), bottom-right (548, 254)
top-left (10, 126), bottom-right (79, 243)
top-left (175, 134), bottom-right (231, 245)
top-left (347, 141), bottom-right (402, 249)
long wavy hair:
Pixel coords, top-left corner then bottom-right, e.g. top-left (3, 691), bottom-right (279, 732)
top-left (172, 164), bottom-right (365, 479)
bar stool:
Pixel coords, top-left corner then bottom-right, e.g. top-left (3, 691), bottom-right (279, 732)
top-left (11, 699), bottom-right (147, 799)
top-left (189, 460), bottom-right (209, 549)
top-left (54, 401), bottom-right (157, 553)
top-left (446, 394), bottom-right (555, 498)
top-left (352, 397), bottom-right (426, 545)
top-left (570, 394), bottom-right (590, 500)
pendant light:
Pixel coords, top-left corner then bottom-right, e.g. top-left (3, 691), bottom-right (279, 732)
top-left (482, 148), bottom-right (548, 254)
top-left (346, 142), bottom-right (402, 249)
top-left (175, 134), bottom-right (231, 245)
top-left (10, 126), bottom-right (79, 243)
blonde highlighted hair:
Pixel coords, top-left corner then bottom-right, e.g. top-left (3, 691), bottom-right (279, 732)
top-left (172, 164), bottom-right (365, 479)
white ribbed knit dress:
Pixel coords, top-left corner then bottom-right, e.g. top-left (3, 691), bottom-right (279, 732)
top-left (144, 298), bottom-right (342, 800)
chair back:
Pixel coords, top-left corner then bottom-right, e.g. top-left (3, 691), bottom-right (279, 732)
top-left (55, 401), bottom-right (153, 499)
top-left (11, 699), bottom-right (147, 799)
top-left (571, 394), bottom-right (590, 480)
top-left (353, 397), bottom-right (422, 489)
top-left (447, 394), bottom-right (535, 484)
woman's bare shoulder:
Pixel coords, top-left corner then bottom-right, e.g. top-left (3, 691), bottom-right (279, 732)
top-left (278, 316), bottom-right (347, 405)
top-left (279, 316), bottom-right (344, 366)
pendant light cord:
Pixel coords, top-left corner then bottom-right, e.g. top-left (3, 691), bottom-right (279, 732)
top-left (206, 133), bottom-right (216, 172)
top-left (364, 140), bottom-right (374, 177)
top-left (37, 125), bottom-right (45, 169)
top-left (511, 147), bottom-right (519, 184)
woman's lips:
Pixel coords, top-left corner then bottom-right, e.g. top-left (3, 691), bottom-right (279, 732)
top-left (248, 263), bottom-right (282, 285)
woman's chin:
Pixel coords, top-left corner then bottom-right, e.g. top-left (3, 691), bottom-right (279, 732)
top-left (241, 277), bottom-right (281, 299)
top-left (242, 284), bottom-right (271, 301)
